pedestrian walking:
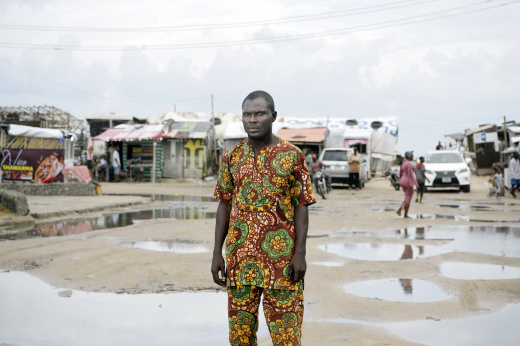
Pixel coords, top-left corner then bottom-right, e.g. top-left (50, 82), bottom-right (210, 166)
top-left (510, 152), bottom-right (520, 198)
top-left (211, 90), bottom-right (316, 345)
top-left (396, 151), bottom-right (419, 218)
top-left (414, 156), bottom-right (430, 203)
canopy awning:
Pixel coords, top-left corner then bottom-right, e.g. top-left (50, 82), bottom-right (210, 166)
top-left (277, 127), bottom-right (327, 143)
top-left (92, 125), bottom-right (163, 141)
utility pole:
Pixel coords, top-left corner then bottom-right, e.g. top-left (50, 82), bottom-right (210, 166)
top-left (504, 116), bottom-right (509, 149)
top-left (211, 94), bottom-right (217, 170)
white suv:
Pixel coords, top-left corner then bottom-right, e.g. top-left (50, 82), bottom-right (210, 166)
top-left (424, 150), bottom-right (471, 192)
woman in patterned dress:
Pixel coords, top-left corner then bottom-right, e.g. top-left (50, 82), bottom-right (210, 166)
top-left (396, 151), bottom-right (419, 218)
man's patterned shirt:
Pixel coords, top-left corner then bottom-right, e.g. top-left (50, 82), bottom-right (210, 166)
top-left (214, 138), bottom-right (316, 291)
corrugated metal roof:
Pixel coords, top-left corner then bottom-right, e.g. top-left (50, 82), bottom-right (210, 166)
top-left (163, 121), bottom-right (212, 139)
top-left (92, 124), bottom-right (163, 141)
top-left (85, 112), bottom-right (135, 121)
top-left (277, 127), bottom-right (327, 143)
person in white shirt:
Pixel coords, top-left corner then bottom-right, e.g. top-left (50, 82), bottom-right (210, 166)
top-left (112, 147), bottom-right (121, 182)
top-left (96, 154), bottom-right (108, 182)
top-left (509, 152), bottom-right (520, 198)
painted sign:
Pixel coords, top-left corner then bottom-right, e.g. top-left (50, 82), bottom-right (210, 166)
top-left (1, 149), bottom-right (65, 183)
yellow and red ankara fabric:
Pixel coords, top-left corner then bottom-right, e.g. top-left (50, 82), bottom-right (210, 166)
top-left (214, 138), bottom-right (316, 291)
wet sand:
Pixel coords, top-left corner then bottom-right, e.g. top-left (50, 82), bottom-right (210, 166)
top-left (1, 175), bottom-right (520, 345)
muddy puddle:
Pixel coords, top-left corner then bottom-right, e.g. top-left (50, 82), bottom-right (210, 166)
top-left (117, 239), bottom-right (209, 253)
top-left (319, 225), bottom-right (520, 260)
top-left (311, 261), bottom-right (345, 267)
top-left (0, 271), bottom-right (268, 346)
top-left (0, 205), bottom-right (217, 241)
top-left (413, 214), bottom-right (520, 223)
top-left (383, 304), bottom-right (520, 345)
top-left (327, 304), bottom-right (520, 345)
top-left (343, 278), bottom-right (450, 302)
top-left (440, 262), bottom-right (520, 280)
top-left (104, 193), bottom-right (217, 203)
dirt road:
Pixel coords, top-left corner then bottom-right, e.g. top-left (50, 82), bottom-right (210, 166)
top-left (1, 175), bottom-right (519, 345)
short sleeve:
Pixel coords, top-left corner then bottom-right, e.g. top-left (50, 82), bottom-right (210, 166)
top-left (289, 149), bottom-right (316, 207)
top-left (213, 149), bottom-right (234, 203)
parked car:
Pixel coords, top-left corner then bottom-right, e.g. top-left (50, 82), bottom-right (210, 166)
top-left (319, 148), bottom-right (366, 188)
top-left (424, 150), bottom-right (471, 192)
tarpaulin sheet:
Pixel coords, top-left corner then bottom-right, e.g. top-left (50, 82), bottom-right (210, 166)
top-left (93, 125), bottom-right (163, 141)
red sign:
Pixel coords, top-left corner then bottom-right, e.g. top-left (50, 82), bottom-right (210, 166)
top-left (1, 149), bottom-right (65, 183)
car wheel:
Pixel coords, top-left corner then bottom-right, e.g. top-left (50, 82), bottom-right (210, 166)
top-left (461, 185), bottom-right (470, 193)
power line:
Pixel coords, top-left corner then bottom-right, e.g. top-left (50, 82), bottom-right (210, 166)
top-left (0, 57), bottom-right (209, 105)
top-left (0, 0), bottom-right (437, 32)
top-left (0, 0), bottom-right (515, 51)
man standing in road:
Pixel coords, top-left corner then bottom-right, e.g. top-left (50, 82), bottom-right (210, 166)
top-left (348, 147), bottom-right (362, 190)
top-left (211, 90), bottom-right (316, 345)
top-left (509, 152), bottom-right (520, 198)
top-left (112, 146), bottom-right (121, 182)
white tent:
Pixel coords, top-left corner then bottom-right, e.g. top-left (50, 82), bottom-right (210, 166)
top-left (7, 124), bottom-right (64, 139)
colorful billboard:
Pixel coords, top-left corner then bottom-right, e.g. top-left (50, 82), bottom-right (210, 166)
top-left (1, 149), bottom-right (65, 183)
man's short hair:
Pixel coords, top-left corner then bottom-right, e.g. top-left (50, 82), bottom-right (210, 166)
top-left (242, 90), bottom-right (275, 113)
top-left (420, 156), bottom-right (424, 160)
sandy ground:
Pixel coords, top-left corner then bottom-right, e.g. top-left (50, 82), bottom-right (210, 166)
top-left (1, 175), bottom-right (520, 345)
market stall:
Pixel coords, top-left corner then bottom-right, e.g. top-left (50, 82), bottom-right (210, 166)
top-left (92, 124), bottom-right (164, 182)
top-left (0, 124), bottom-right (74, 184)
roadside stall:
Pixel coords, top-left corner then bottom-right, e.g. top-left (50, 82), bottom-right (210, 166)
top-left (462, 124), bottom-right (499, 176)
top-left (162, 121), bottom-right (214, 179)
top-left (276, 127), bottom-right (327, 155)
top-left (0, 124), bottom-right (75, 184)
top-left (92, 124), bottom-right (163, 183)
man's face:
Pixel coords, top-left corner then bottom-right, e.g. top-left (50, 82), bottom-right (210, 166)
top-left (242, 97), bottom-right (276, 140)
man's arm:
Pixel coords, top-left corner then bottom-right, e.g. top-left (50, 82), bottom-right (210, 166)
top-left (211, 201), bottom-right (232, 287)
top-left (288, 204), bottom-right (309, 282)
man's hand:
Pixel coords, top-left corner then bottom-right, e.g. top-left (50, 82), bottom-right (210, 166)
top-left (288, 252), bottom-right (306, 282)
top-left (211, 253), bottom-right (227, 287)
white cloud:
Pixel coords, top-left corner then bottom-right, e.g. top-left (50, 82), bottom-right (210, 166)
top-left (0, 0), bottom-right (519, 156)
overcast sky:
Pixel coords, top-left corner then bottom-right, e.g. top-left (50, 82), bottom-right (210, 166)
top-left (1, 0), bottom-right (519, 156)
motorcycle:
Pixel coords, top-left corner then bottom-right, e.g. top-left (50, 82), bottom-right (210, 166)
top-left (314, 167), bottom-right (330, 199)
top-left (385, 169), bottom-right (400, 191)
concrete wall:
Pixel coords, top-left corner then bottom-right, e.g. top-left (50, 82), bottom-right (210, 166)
top-left (0, 183), bottom-right (97, 196)
top-left (0, 190), bottom-right (30, 216)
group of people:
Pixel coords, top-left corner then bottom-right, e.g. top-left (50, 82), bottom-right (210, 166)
top-left (304, 147), bottom-right (362, 190)
top-left (396, 151), bottom-right (429, 218)
top-left (491, 152), bottom-right (520, 199)
top-left (85, 143), bottom-right (121, 182)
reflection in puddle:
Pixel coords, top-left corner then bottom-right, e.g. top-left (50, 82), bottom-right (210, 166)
top-left (343, 278), bottom-right (450, 302)
top-left (440, 262), bottom-right (520, 280)
top-left (393, 226), bottom-right (520, 258)
top-left (319, 225), bottom-right (520, 260)
top-left (318, 243), bottom-right (439, 261)
top-left (118, 240), bottom-right (209, 253)
top-left (0, 206), bottom-right (217, 241)
top-left (385, 304), bottom-right (520, 346)
top-left (105, 193), bottom-right (217, 203)
top-left (0, 271), bottom-right (268, 345)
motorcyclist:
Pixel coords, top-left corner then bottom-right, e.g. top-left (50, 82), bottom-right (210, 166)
top-left (308, 154), bottom-right (332, 190)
